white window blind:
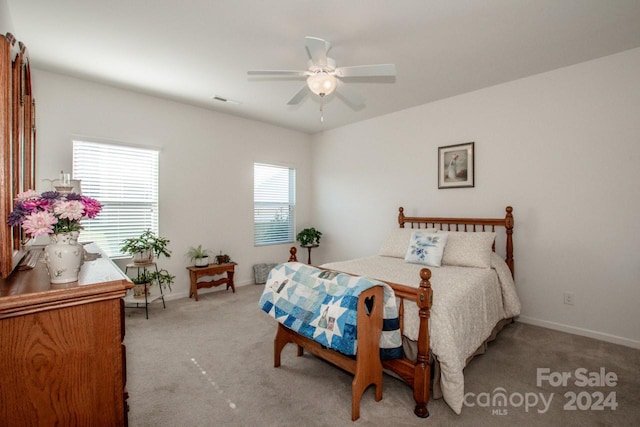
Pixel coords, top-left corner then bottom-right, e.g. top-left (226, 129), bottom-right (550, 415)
top-left (254, 163), bottom-right (296, 246)
top-left (73, 140), bottom-right (159, 258)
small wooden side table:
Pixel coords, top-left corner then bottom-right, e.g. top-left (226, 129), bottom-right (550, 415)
top-left (187, 262), bottom-right (237, 301)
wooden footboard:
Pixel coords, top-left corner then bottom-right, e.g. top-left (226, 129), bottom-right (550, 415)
top-left (273, 281), bottom-right (384, 421)
top-left (288, 247), bottom-right (433, 418)
top-left (382, 271), bottom-right (432, 418)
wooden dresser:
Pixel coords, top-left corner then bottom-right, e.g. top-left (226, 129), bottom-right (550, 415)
top-left (0, 244), bottom-right (132, 426)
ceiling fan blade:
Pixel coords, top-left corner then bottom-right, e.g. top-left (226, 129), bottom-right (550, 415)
top-left (287, 84), bottom-right (309, 105)
top-left (305, 36), bottom-right (330, 67)
top-left (247, 70), bottom-right (307, 76)
top-left (335, 64), bottom-right (396, 78)
top-left (336, 81), bottom-right (364, 107)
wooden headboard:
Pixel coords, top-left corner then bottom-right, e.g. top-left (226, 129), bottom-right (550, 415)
top-left (397, 206), bottom-right (514, 277)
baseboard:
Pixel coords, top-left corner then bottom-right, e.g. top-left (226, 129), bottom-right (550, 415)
top-left (516, 315), bottom-right (640, 350)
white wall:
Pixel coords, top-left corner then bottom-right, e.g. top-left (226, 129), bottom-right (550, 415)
top-left (8, 0), bottom-right (639, 346)
top-left (32, 69), bottom-right (312, 298)
top-left (0, 0), bottom-right (13, 34)
top-left (311, 48), bottom-right (640, 349)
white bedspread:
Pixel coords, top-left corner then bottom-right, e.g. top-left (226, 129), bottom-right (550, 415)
top-left (322, 252), bottom-right (521, 414)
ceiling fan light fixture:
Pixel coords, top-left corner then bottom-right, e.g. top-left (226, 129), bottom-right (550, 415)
top-left (306, 71), bottom-right (337, 97)
top-left (248, 37), bottom-right (395, 108)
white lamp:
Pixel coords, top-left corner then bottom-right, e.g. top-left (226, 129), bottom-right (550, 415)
top-left (43, 170), bottom-right (82, 194)
top-left (307, 71), bottom-right (337, 97)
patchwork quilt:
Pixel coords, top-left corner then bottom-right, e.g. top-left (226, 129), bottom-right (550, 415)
top-left (259, 262), bottom-right (402, 359)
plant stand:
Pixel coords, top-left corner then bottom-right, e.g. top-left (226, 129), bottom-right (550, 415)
top-left (123, 262), bottom-right (166, 319)
top-left (300, 244), bottom-right (318, 265)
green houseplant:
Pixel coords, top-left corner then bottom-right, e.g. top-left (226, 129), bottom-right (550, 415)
top-left (296, 227), bottom-right (322, 247)
top-left (121, 230), bottom-right (171, 264)
top-left (187, 244), bottom-right (212, 267)
top-left (215, 251), bottom-right (232, 265)
top-left (130, 269), bottom-right (175, 297)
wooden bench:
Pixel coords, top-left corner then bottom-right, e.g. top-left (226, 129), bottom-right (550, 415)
top-left (273, 284), bottom-right (384, 421)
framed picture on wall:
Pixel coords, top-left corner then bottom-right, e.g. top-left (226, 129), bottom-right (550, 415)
top-left (438, 142), bottom-right (474, 189)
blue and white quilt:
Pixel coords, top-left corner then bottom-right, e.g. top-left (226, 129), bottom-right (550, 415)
top-left (259, 262), bottom-right (402, 359)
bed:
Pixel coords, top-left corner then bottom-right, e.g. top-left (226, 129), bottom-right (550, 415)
top-left (287, 206), bottom-right (520, 417)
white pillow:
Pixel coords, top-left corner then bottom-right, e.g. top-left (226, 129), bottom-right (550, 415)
top-left (379, 227), bottom-right (438, 258)
top-left (404, 231), bottom-right (448, 267)
top-left (441, 232), bottom-right (496, 268)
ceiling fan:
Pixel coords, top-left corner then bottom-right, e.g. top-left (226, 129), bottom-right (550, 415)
top-left (247, 36), bottom-right (396, 109)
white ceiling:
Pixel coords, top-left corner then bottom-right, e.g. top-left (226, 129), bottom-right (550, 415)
top-left (7, 0), bottom-right (640, 134)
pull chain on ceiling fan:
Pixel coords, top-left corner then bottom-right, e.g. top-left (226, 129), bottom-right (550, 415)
top-left (248, 36), bottom-right (396, 121)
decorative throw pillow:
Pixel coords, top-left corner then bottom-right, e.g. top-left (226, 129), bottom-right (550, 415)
top-left (441, 232), bottom-right (496, 268)
top-left (379, 227), bottom-right (438, 258)
top-left (404, 231), bottom-right (448, 267)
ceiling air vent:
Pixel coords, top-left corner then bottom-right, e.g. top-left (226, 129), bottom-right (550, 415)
top-left (212, 95), bottom-right (241, 105)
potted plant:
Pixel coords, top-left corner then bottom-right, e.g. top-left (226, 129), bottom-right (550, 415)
top-left (131, 269), bottom-right (175, 298)
top-left (187, 244), bottom-right (212, 267)
top-left (131, 270), bottom-right (153, 298)
top-left (121, 230), bottom-right (171, 264)
top-left (215, 251), bottom-right (232, 265)
top-left (7, 189), bottom-right (103, 284)
top-left (151, 269), bottom-right (175, 291)
top-left (296, 227), bottom-right (322, 247)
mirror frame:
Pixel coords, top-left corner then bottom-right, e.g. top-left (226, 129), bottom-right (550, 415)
top-left (1, 33), bottom-right (36, 279)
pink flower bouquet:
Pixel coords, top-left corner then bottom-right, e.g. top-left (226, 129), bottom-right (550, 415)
top-left (7, 190), bottom-right (102, 238)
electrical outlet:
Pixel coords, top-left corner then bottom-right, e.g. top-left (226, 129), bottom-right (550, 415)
top-left (563, 292), bottom-right (575, 305)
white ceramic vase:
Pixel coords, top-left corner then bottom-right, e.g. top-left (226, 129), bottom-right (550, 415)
top-left (44, 231), bottom-right (84, 284)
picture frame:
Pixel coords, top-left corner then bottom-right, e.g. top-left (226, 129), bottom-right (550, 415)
top-left (438, 142), bottom-right (474, 189)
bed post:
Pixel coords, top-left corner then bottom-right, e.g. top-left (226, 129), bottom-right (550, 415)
top-left (505, 206), bottom-right (514, 278)
top-left (289, 247), bottom-right (298, 262)
top-left (413, 268), bottom-right (432, 418)
top-left (398, 207), bottom-right (406, 228)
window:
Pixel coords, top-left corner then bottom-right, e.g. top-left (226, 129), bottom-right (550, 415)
top-left (73, 140), bottom-right (159, 258)
top-left (254, 163), bottom-right (296, 246)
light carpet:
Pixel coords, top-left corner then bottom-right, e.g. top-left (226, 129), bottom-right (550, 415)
top-left (124, 284), bottom-right (640, 426)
